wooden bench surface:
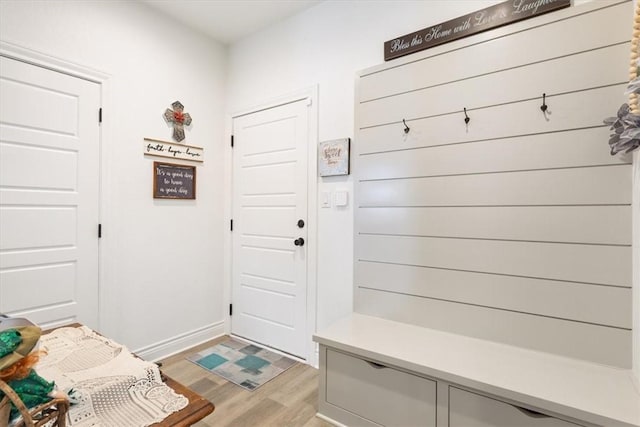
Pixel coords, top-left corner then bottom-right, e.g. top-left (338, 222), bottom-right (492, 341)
top-left (152, 376), bottom-right (214, 427)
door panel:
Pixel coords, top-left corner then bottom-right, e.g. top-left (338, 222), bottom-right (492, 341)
top-left (241, 162), bottom-right (296, 194)
top-left (1, 263), bottom-right (76, 313)
top-left (0, 76), bottom-right (79, 134)
top-left (232, 99), bottom-right (309, 358)
top-left (0, 207), bottom-right (76, 249)
top-left (1, 142), bottom-right (78, 189)
top-left (0, 56), bottom-right (101, 329)
top-left (242, 245), bottom-right (296, 282)
top-left (241, 207), bottom-right (296, 236)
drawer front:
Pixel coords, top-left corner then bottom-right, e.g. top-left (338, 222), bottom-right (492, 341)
top-left (449, 387), bottom-right (582, 427)
top-left (326, 349), bottom-right (436, 426)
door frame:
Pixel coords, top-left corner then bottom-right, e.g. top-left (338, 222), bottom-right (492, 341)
top-left (0, 41), bottom-right (111, 333)
top-left (224, 86), bottom-right (319, 366)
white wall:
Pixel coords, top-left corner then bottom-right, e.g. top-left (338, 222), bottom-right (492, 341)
top-left (227, 0), bottom-right (517, 333)
top-left (0, 1), bottom-right (227, 356)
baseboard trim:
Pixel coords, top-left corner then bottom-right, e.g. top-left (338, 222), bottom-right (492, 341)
top-left (134, 321), bottom-right (225, 362)
top-left (316, 413), bottom-right (347, 427)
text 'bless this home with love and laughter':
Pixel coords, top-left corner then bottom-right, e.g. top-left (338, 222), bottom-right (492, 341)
top-left (384, 0), bottom-right (570, 61)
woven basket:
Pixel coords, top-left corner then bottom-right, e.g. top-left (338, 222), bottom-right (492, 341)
top-left (0, 379), bottom-right (69, 427)
top-left (0, 395), bottom-right (11, 426)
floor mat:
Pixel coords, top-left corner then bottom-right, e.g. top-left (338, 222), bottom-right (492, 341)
top-left (187, 337), bottom-right (297, 391)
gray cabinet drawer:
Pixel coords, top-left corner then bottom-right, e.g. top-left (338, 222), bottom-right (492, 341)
top-left (326, 349), bottom-right (436, 426)
top-left (449, 387), bottom-right (583, 427)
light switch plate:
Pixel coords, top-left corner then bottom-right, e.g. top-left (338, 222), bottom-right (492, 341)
top-left (322, 191), bottom-right (331, 208)
top-left (335, 190), bottom-right (348, 207)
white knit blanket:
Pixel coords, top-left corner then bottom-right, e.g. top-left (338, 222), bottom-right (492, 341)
top-left (36, 326), bottom-right (188, 427)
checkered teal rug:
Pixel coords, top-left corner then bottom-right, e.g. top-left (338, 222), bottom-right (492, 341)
top-left (187, 337), bottom-right (297, 391)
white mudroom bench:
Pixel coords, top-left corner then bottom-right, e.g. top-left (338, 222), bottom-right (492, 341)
top-left (314, 314), bottom-right (640, 427)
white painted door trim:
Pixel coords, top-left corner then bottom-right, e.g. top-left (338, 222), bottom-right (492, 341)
top-left (0, 41), bottom-right (112, 334)
top-left (633, 150), bottom-right (640, 385)
top-left (224, 86), bottom-right (319, 366)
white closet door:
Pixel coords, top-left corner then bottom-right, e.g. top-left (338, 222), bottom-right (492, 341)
top-left (0, 56), bottom-right (101, 329)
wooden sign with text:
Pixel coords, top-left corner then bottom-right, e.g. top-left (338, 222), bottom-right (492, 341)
top-left (153, 162), bottom-right (196, 199)
top-left (144, 138), bottom-right (203, 163)
top-left (384, 0), bottom-right (570, 61)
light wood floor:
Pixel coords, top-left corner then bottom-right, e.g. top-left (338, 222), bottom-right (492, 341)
top-left (159, 336), bottom-right (333, 427)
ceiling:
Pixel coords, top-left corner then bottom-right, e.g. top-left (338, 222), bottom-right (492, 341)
top-left (142, 0), bottom-right (323, 45)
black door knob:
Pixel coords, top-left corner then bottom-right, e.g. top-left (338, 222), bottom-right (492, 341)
top-left (297, 219), bottom-right (305, 228)
top-left (294, 238), bottom-right (305, 246)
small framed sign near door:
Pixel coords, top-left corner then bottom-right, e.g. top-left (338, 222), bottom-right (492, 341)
top-left (318, 138), bottom-right (350, 177)
top-left (153, 161), bottom-right (196, 199)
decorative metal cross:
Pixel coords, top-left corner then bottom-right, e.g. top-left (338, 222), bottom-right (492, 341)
top-left (163, 101), bottom-right (192, 142)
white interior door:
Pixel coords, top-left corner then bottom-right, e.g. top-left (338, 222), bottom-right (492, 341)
top-left (231, 98), bottom-right (309, 359)
top-left (0, 55), bottom-right (101, 329)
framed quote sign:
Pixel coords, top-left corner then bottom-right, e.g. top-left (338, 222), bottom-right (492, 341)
top-left (153, 161), bottom-right (196, 199)
top-left (318, 138), bottom-right (350, 177)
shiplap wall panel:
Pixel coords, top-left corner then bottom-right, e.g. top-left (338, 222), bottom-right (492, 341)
top-left (362, 80), bottom-right (626, 134)
top-left (358, 206), bottom-right (631, 245)
top-left (354, 0), bottom-right (633, 367)
top-left (360, 44), bottom-right (628, 128)
top-left (357, 235), bottom-right (630, 287)
top-left (356, 261), bottom-right (631, 328)
top-left (358, 165), bottom-right (631, 207)
top-left (358, 128), bottom-right (624, 181)
top-left (358, 85), bottom-right (626, 155)
top-left (355, 288), bottom-right (631, 367)
top-left (359, 2), bottom-right (630, 101)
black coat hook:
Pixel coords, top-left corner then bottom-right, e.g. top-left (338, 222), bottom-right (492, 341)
top-left (402, 119), bottom-right (410, 134)
top-left (463, 108), bottom-right (470, 124)
top-left (540, 93), bottom-right (548, 112)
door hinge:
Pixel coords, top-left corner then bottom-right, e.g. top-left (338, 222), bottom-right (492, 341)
top-left (230, 135), bottom-right (234, 148)
top-left (98, 108), bottom-right (103, 123)
top-left (230, 219), bottom-right (233, 231)
top-left (98, 224), bottom-right (102, 238)
top-left (229, 304), bottom-right (233, 316)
